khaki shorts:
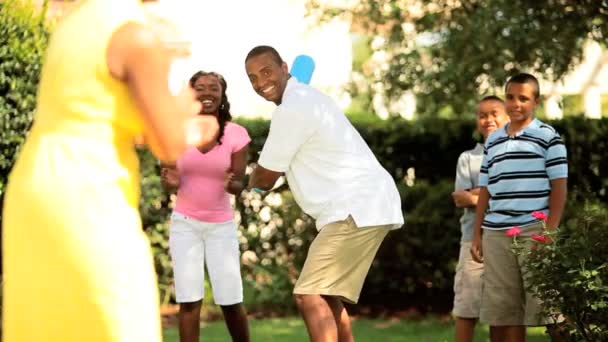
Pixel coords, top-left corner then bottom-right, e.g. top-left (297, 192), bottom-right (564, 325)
top-left (293, 216), bottom-right (390, 304)
top-left (480, 223), bottom-right (563, 326)
top-left (453, 241), bottom-right (484, 318)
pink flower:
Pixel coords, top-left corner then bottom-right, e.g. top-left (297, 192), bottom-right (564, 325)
top-left (531, 234), bottom-right (547, 243)
top-left (532, 211), bottom-right (547, 221)
top-left (505, 226), bottom-right (522, 237)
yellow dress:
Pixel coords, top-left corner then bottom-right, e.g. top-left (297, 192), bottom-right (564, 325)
top-left (2, 0), bottom-right (161, 340)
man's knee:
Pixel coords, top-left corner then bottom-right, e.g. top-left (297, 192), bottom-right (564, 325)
top-left (294, 293), bottom-right (307, 308)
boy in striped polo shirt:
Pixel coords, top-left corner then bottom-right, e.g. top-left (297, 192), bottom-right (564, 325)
top-left (471, 73), bottom-right (568, 341)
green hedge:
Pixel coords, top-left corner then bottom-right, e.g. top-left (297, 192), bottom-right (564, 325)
top-left (239, 116), bottom-right (608, 312)
top-left (0, 0), bottom-right (49, 283)
top-left (137, 115), bottom-right (608, 313)
top-left (0, 0), bottom-right (49, 225)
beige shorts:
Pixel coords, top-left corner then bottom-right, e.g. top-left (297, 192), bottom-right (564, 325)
top-left (453, 241), bottom-right (484, 318)
top-left (480, 223), bottom-right (563, 326)
top-left (293, 216), bottom-right (390, 304)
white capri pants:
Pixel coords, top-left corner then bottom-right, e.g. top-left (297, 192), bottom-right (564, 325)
top-left (169, 212), bottom-right (243, 305)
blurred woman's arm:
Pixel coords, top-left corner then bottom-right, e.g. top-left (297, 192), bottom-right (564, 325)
top-left (106, 22), bottom-right (218, 163)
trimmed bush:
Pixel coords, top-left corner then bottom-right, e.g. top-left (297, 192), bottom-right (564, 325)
top-left (0, 0), bottom-right (50, 226)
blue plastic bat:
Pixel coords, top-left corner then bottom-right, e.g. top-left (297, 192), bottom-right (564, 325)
top-left (290, 54), bottom-right (315, 85)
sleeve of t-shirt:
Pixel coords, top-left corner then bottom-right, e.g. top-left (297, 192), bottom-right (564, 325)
top-left (545, 132), bottom-right (568, 180)
top-left (478, 144), bottom-right (489, 187)
top-left (227, 123), bottom-right (251, 153)
top-left (257, 104), bottom-right (319, 172)
top-left (454, 151), bottom-right (472, 191)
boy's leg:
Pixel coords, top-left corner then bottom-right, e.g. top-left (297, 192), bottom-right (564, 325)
top-left (479, 230), bottom-right (527, 342)
top-left (489, 326), bottom-right (525, 342)
top-left (293, 216), bottom-right (390, 342)
top-left (205, 220), bottom-right (249, 342)
top-left (546, 325), bottom-right (569, 342)
top-left (453, 241), bottom-right (484, 342)
top-left (455, 318), bottom-right (477, 342)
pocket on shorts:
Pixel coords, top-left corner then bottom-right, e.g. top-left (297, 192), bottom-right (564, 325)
top-left (169, 212), bottom-right (193, 233)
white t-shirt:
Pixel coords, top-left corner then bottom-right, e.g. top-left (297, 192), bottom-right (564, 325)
top-left (258, 78), bottom-right (404, 230)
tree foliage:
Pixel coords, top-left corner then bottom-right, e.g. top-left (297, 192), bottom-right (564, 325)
top-left (307, 0), bottom-right (608, 117)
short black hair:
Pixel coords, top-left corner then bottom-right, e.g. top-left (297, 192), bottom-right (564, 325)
top-left (480, 95), bottom-right (504, 103)
top-left (245, 45), bottom-right (284, 66)
top-left (505, 73), bottom-right (540, 99)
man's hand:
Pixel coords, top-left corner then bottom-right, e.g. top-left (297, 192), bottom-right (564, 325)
top-left (247, 164), bottom-right (282, 191)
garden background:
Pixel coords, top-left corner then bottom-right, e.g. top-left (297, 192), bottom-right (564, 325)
top-left (1, 1), bottom-right (607, 340)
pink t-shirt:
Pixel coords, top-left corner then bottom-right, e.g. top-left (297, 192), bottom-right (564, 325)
top-left (174, 122), bottom-right (250, 222)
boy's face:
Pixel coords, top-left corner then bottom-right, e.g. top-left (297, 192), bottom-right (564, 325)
top-left (245, 52), bottom-right (290, 105)
top-left (505, 82), bottom-right (539, 125)
top-left (476, 100), bottom-right (509, 139)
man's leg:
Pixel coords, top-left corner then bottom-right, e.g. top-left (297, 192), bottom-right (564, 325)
top-left (323, 295), bottom-right (354, 342)
top-left (178, 300), bottom-right (203, 342)
top-left (294, 293), bottom-right (339, 342)
top-left (220, 303), bottom-right (250, 342)
top-left (489, 325), bottom-right (525, 342)
top-left (294, 294), bottom-right (354, 342)
top-left (293, 218), bottom-right (389, 342)
top-left (455, 317), bottom-right (477, 342)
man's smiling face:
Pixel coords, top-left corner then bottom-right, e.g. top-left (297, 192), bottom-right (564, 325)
top-left (245, 52), bottom-right (290, 105)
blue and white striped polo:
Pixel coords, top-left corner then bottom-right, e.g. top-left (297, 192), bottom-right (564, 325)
top-left (479, 118), bottom-right (568, 230)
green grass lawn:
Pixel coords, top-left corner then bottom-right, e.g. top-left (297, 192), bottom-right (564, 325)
top-left (163, 317), bottom-right (551, 341)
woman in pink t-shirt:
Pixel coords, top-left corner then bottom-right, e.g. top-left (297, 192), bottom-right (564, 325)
top-left (161, 71), bottom-right (250, 342)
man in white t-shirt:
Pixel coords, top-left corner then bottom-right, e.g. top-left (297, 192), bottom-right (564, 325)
top-left (244, 45), bottom-right (404, 342)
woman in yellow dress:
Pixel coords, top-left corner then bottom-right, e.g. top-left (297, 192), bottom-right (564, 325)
top-left (2, 0), bottom-right (217, 340)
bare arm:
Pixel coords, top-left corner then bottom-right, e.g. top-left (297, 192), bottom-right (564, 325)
top-left (470, 187), bottom-right (490, 263)
top-left (453, 153), bottom-right (478, 208)
top-left (546, 178), bottom-right (567, 231)
top-left (452, 187), bottom-right (480, 208)
top-left (248, 165), bottom-right (282, 191)
top-left (225, 145), bottom-right (249, 195)
top-left (106, 22), bottom-right (218, 163)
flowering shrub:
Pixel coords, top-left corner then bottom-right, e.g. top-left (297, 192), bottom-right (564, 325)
top-left (506, 226), bottom-right (522, 237)
top-left (510, 203), bottom-right (608, 341)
